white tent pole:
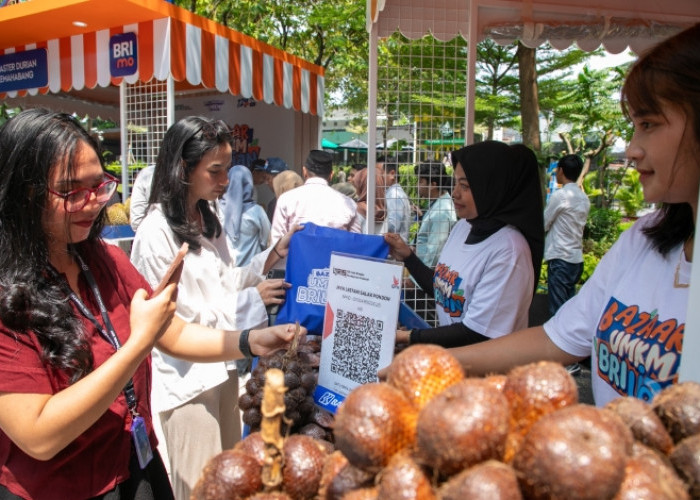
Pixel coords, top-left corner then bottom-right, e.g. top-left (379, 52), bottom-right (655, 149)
top-left (119, 81), bottom-right (129, 202)
top-left (367, 18), bottom-right (379, 234)
top-left (465, 0), bottom-right (478, 146)
top-left (167, 75), bottom-right (175, 128)
top-left (679, 191), bottom-right (700, 382)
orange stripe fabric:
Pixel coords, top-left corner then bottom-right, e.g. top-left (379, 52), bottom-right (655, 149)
top-left (309, 72), bottom-right (318, 116)
top-left (229, 39), bottom-right (240, 96)
top-left (170, 17), bottom-right (187, 82)
top-left (83, 31), bottom-right (97, 89)
top-left (58, 36), bottom-right (72, 92)
top-left (138, 20), bottom-right (154, 82)
top-left (273, 57), bottom-right (283, 106)
top-left (292, 65), bottom-right (301, 111)
top-left (251, 48), bottom-right (263, 101)
top-left (201, 28), bottom-right (216, 89)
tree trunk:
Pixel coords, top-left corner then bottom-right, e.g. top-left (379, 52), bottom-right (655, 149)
top-left (517, 43), bottom-right (541, 152)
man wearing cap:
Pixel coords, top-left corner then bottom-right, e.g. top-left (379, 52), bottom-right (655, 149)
top-left (270, 150), bottom-right (361, 243)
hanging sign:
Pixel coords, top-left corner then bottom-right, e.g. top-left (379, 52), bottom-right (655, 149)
top-left (313, 252), bottom-right (403, 413)
top-left (110, 32), bottom-right (138, 77)
top-left (0, 48), bottom-right (47, 92)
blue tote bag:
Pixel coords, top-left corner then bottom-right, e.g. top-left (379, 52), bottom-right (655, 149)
top-left (276, 223), bottom-right (390, 334)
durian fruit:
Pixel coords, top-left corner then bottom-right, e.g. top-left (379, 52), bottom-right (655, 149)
top-left (124, 197), bottom-right (131, 219)
top-left (106, 203), bottom-right (129, 225)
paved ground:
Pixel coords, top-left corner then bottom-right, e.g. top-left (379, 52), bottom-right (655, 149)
top-left (571, 363), bottom-right (595, 405)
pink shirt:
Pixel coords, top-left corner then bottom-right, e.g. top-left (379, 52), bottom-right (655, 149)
top-left (270, 177), bottom-right (361, 242)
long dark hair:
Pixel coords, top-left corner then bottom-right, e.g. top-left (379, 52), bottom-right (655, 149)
top-left (621, 23), bottom-right (700, 256)
top-left (148, 116), bottom-right (233, 251)
top-left (0, 109), bottom-right (107, 382)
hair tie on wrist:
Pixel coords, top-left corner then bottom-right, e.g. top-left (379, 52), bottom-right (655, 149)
top-left (273, 246), bottom-right (283, 259)
top-left (239, 329), bottom-right (254, 358)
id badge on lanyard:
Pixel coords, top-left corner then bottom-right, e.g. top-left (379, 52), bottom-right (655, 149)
top-left (131, 415), bottom-right (154, 468)
top-left (47, 252), bottom-right (154, 468)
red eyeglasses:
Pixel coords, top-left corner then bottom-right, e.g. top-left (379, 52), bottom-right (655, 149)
top-left (48, 173), bottom-right (120, 213)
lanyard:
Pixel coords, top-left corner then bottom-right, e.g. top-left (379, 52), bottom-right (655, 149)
top-left (46, 252), bottom-right (140, 416)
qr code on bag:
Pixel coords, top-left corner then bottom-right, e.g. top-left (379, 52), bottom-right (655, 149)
top-left (330, 308), bottom-right (383, 384)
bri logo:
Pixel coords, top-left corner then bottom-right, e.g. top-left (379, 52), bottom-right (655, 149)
top-left (317, 391), bottom-right (343, 408)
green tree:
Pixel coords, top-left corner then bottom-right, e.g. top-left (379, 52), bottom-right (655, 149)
top-left (549, 64), bottom-right (632, 207)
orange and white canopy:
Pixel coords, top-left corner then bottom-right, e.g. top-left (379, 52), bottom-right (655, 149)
top-left (0, 0), bottom-right (324, 116)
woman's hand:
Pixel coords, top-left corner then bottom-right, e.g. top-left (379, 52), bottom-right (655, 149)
top-left (274, 224), bottom-right (305, 258)
top-left (127, 284), bottom-right (177, 355)
top-left (264, 224), bottom-right (304, 274)
top-left (384, 232), bottom-right (412, 261)
top-left (250, 323), bottom-right (307, 357)
top-left (256, 279), bottom-right (290, 306)
top-left (396, 329), bottom-right (411, 344)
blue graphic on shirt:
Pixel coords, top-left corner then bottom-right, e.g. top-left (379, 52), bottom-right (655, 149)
top-left (595, 297), bottom-right (683, 402)
top-left (434, 263), bottom-right (465, 318)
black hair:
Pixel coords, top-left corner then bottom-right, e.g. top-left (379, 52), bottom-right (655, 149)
top-left (557, 154), bottom-right (584, 182)
top-left (378, 155), bottom-right (398, 173)
top-left (416, 162), bottom-right (450, 191)
top-left (148, 116), bottom-right (233, 252)
top-left (351, 163), bottom-right (367, 171)
top-left (621, 23), bottom-right (700, 256)
top-left (0, 109), bottom-right (108, 382)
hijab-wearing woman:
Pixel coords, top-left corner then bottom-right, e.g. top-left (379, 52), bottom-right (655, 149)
top-left (385, 140), bottom-right (544, 348)
top-left (221, 165), bottom-right (271, 266)
top-left (353, 165), bottom-right (388, 234)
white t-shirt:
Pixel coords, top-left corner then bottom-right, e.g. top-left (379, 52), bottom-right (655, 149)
top-left (131, 204), bottom-right (269, 412)
top-left (385, 183), bottom-right (411, 242)
top-left (544, 212), bottom-right (690, 407)
top-left (544, 182), bottom-right (590, 263)
top-left (434, 219), bottom-right (534, 338)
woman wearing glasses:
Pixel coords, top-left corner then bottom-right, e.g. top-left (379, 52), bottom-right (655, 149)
top-left (0, 109), bottom-right (303, 500)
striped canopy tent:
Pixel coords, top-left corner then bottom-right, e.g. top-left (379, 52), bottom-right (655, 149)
top-left (0, 0), bottom-right (324, 172)
top-left (365, 0), bottom-right (700, 382)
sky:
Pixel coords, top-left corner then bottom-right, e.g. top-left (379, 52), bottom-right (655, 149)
top-left (586, 50), bottom-right (636, 70)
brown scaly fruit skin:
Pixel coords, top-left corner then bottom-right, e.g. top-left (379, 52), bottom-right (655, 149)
top-left (437, 460), bottom-right (523, 500)
top-left (613, 442), bottom-right (690, 500)
top-left (233, 431), bottom-right (266, 466)
top-left (318, 451), bottom-right (349, 500)
top-left (246, 493), bottom-right (293, 500)
top-left (417, 378), bottom-right (510, 477)
top-left (323, 461), bottom-right (374, 500)
top-left (282, 434), bottom-right (328, 500)
top-left (606, 396), bottom-right (674, 454)
top-left (669, 434), bottom-right (700, 498)
top-left (386, 344), bottom-right (465, 410)
top-left (513, 404), bottom-right (633, 500)
top-left (334, 382), bottom-right (418, 473)
top-left (341, 486), bottom-right (379, 500)
top-left (503, 361), bottom-right (579, 461)
top-left (652, 382), bottom-right (700, 443)
top-left (376, 450), bottom-right (436, 500)
top-left (483, 373), bottom-right (508, 392)
top-left (190, 450), bottom-right (262, 500)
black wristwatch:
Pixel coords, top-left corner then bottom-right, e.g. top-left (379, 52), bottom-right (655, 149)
top-left (239, 329), bottom-right (254, 358)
